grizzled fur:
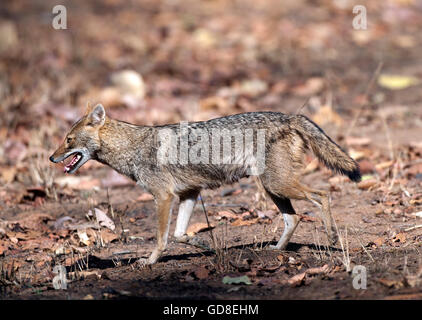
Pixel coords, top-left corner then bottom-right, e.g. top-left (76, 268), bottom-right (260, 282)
top-left (50, 104), bottom-right (361, 266)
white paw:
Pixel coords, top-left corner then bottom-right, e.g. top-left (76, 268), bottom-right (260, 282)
top-left (136, 258), bottom-right (150, 268)
top-left (267, 244), bottom-right (286, 250)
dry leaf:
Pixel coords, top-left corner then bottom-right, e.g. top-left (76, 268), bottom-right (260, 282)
top-left (137, 193), bottom-right (154, 202)
top-left (329, 176), bottom-right (348, 185)
top-left (371, 237), bottom-right (384, 247)
top-left (187, 222), bottom-right (214, 236)
top-left (357, 179), bottom-right (378, 190)
top-left (77, 230), bottom-right (92, 246)
top-left (377, 278), bottom-right (404, 289)
top-left (291, 77), bottom-right (324, 96)
top-left (299, 214), bottom-right (317, 222)
top-left (348, 149), bottom-right (366, 161)
top-left (375, 161), bottom-right (394, 171)
top-left (91, 208), bottom-right (115, 231)
top-left (216, 210), bottom-right (238, 220)
top-left (0, 244), bottom-right (7, 255)
top-left (312, 105), bottom-right (344, 127)
top-left (0, 166), bottom-right (16, 183)
top-left (409, 199), bottom-right (422, 205)
top-left (385, 293), bottom-right (422, 300)
top-left (100, 229), bottom-right (119, 244)
top-left (110, 69), bottom-right (145, 99)
top-left (287, 264), bottom-right (329, 287)
top-left (345, 136), bottom-right (371, 146)
top-left (287, 272), bottom-right (306, 287)
top-left (200, 96), bottom-right (230, 112)
top-left (412, 211), bottom-right (422, 217)
top-left (192, 266), bottom-right (210, 280)
top-left (256, 210), bottom-right (277, 220)
top-left (392, 232), bottom-right (406, 243)
top-left (231, 218), bottom-right (259, 227)
top-left (378, 74), bottom-right (419, 90)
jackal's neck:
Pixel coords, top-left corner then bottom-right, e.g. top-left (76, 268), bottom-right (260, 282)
top-left (95, 118), bottom-right (153, 180)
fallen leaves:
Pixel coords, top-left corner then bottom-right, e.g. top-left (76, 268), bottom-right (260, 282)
top-left (215, 210), bottom-right (238, 220)
top-left (391, 232), bottom-right (406, 244)
top-left (186, 222), bottom-right (215, 236)
top-left (0, 242), bottom-right (8, 256)
top-left (222, 275), bottom-right (252, 285)
top-left (367, 237), bottom-right (385, 248)
top-left (345, 136), bottom-right (371, 147)
top-left (0, 166), bottom-right (16, 183)
top-left (357, 178), bottom-right (378, 190)
top-left (411, 211), bottom-right (422, 218)
top-left (192, 266), bottom-right (210, 280)
top-left (286, 264), bottom-right (330, 287)
top-left (312, 105), bottom-right (344, 127)
top-left (214, 208), bottom-right (274, 227)
top-left (377, 278), bottom-right (404, 289)
top-left (378, 74), bottom-right (419, 90)
top-left (231, 217), bottom-right (260, 227)
top-left (88, 208), bottom-right (115, 231)
top-left (291, 77), bottom-right (324, 97)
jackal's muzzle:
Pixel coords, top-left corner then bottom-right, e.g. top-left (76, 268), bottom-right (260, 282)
top-left (49, 149), bottom-right (90, 174)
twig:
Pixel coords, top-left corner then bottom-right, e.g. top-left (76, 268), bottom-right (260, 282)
top-left (199, 193), bottom-right (217, 251)
top-left (351, 227), bottom-right (375, 263)
top-left (295, 97), bottom-right (311, 115)
top-left (404, 225), bottom-right (422, 232)
top-left (380, 113), bottom-right (395, 161)
top-left (345, 61), bottom-right (383, 140)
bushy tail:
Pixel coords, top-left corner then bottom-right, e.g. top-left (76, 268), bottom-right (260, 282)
top-left (292, 115), bottom-right (361, 182)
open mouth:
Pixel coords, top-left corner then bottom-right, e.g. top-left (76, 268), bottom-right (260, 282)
top-left (62, 152), bottom-right (83, 173)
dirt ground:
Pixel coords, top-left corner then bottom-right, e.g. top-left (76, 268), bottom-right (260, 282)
top-left (1, 0), bottom-right (422, 300)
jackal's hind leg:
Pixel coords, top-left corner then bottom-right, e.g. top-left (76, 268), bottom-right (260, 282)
top-left (303, 188), bottom-right (338, 246)
top-left (268, 196), bottom-right (300, 250)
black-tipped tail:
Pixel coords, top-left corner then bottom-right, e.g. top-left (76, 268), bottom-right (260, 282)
top-left (294, 115), bottom-right (362, 183)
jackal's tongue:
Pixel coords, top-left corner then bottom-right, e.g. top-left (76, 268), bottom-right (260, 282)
top-left (64, 154), bottom-right (81, 173)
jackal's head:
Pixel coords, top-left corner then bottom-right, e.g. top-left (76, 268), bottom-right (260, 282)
top-left (49, 103), bottom-right (106, 173)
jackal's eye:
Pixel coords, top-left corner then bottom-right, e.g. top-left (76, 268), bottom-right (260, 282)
top-left (66, 137), bottom-right (73, 144)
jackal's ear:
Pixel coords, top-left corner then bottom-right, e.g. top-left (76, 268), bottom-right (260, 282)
top-left (87, 104), bottom-right (106, 127)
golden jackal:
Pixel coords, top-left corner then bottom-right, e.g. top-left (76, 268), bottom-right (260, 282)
top-left (50, 104), bottom-right (360, 266)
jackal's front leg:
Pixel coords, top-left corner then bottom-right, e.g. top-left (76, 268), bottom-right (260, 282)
top-left (138, 192), bottom-right (174, 267)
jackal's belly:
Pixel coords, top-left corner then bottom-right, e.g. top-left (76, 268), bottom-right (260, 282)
top-left (171, 162), bottom-right (253, 194)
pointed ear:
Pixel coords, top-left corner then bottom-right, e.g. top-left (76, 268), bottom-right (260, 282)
top-left (87, 104), bottom-right (106, 127)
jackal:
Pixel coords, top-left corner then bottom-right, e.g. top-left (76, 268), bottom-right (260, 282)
top-left (50, 104), bottom-right (361, 266)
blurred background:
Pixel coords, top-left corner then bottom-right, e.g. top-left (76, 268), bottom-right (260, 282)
top-left (0, 0), bottom-right (422, 198)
